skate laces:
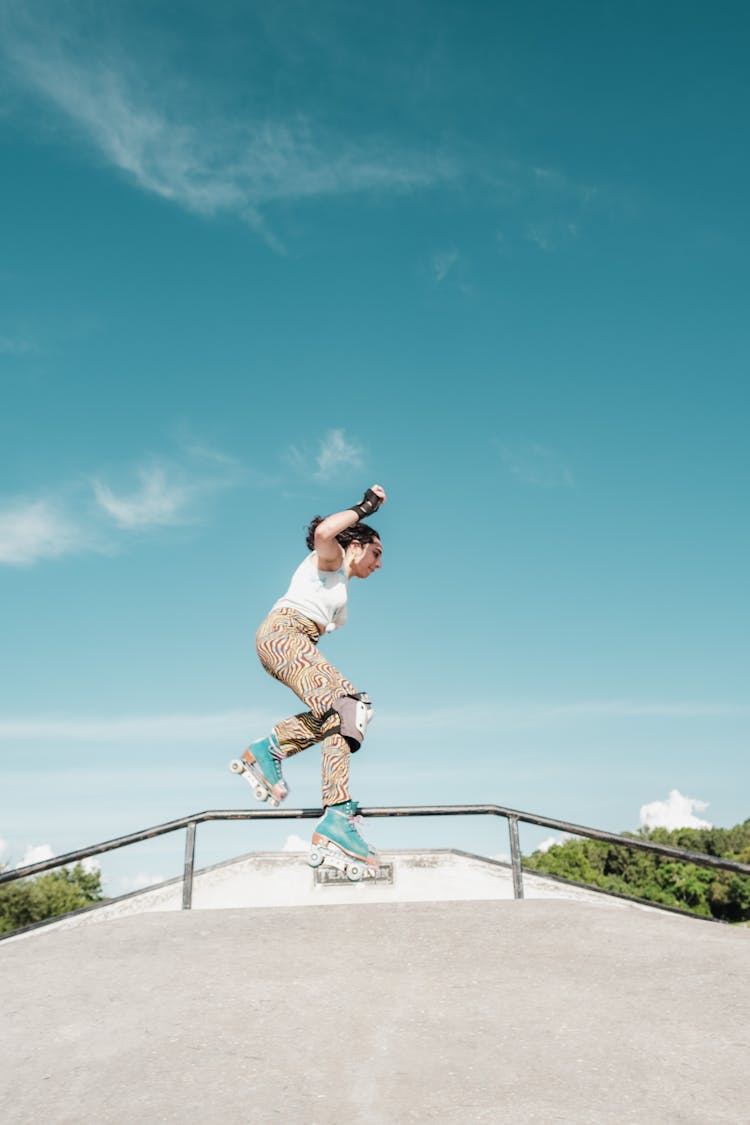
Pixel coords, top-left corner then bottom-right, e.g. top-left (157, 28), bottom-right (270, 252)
top-left (269, 737), bottom-right (286, 780)
top-left (346, 804), bottom-right (366, 838)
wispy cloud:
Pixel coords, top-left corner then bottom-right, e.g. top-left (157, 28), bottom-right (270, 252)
top-left (0, 709), bottom-right (274, 744)
top-left (2, 701), bottom-right (745, 754)
top-left (525, 219), bottom-right (582, 253)
top-left (93, 466), bottom-right (193, 529)
top-left (0, 6), bottom-right (613, 262)
top-left (381, 699), bottom-right (750, 733)
top-left (532, 165), bottom-right (597, 205)
top-left (314, 429), bottom-right (364, 480)
top-left (287, 428), bottom-right (365, 482)
top-left (526, 224), bottom-right (553, 252)
top-left (431, 249), bottom-right (460, 283)
top-left (1, 10), bottom-right (452, 244)
top-left (490, 161), bottom-right (599, 255)
top-left (499, 441), bottom-right (574, 488)
top-left (0, 498), bottom-right (86, 565)
top-left (0, 332), bottom-right (37, 355)
top-left (0, 440), bottom-right (243, 566)
top-left (180, 440), bottom-right (242, 468)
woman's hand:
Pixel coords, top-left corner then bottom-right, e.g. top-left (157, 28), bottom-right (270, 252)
top-left (350, 485), bottom-right (386, 520)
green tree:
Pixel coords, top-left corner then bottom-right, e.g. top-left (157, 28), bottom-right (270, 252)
top-left (524, 819), bottom-right (750, 923)
top-left (0, 863), bottom-right (105, 934)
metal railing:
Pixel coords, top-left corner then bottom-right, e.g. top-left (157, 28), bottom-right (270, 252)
top-left (2, 803), bottom-right (749, 925)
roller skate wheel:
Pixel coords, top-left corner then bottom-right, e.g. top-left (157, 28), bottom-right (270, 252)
top-left (346, 863), bottom-right (364, 882)
top-left (229, 759), bottom-right (244, 774)
top-left (253, 785), bottom-right (266, 802)
top-left (308, 847), bottom-right (324, 868)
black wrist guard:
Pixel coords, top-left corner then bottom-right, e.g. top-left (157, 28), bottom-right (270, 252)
top-left (350, 488), bottom-right (381, 520)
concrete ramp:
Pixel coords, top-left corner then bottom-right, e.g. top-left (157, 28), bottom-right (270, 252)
top-left (2, 900), bottom-right (748, 1123)
top-left (3, 850), bottom-right (671, 939)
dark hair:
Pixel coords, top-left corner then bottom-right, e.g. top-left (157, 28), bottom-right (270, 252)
top-left (306, 516), bottom-right (381, 552)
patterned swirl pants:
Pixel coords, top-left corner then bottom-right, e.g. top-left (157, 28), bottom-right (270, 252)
top-left (255, 607), bottom-right (356, 806)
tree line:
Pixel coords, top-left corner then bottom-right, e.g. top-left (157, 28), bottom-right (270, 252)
top-left (0, 863), bottom-right (104, 934)
top-left (524, 819), bottom-right (750, 922)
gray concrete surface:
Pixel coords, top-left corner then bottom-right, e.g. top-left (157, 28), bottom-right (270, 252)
top-left (2, 900), bottom-right (748, 1124)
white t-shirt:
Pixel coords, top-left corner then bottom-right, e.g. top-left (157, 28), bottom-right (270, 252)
top-left (273, 554), bottom-right (349, 632)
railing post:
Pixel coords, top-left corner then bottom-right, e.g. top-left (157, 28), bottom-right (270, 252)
top-left (508, 815), bottom-right (524, 899)
top-left (182, 821), bottom-right (197, 910)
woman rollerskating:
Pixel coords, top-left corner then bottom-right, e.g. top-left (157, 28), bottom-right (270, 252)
top-left (230, 484), bottom-right (386, 878)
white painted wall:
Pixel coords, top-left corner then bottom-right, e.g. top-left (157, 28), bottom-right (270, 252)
top-left (4, 849), bottom-right (663, 943)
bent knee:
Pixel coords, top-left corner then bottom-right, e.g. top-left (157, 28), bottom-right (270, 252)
top-left (326, 693), bottom-right (374, 753)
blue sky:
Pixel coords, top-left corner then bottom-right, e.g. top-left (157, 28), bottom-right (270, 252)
top-left (2, 1), bottom-right (748, 892)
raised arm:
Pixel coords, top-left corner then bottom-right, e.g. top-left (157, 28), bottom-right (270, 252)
top-left (314, 485), bottom-right (386, 570)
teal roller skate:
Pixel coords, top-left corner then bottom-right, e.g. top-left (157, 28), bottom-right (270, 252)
top-left (229, 734), bottom-right (288, 807)
top-left (308, 799), bottom-right (379, 881)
